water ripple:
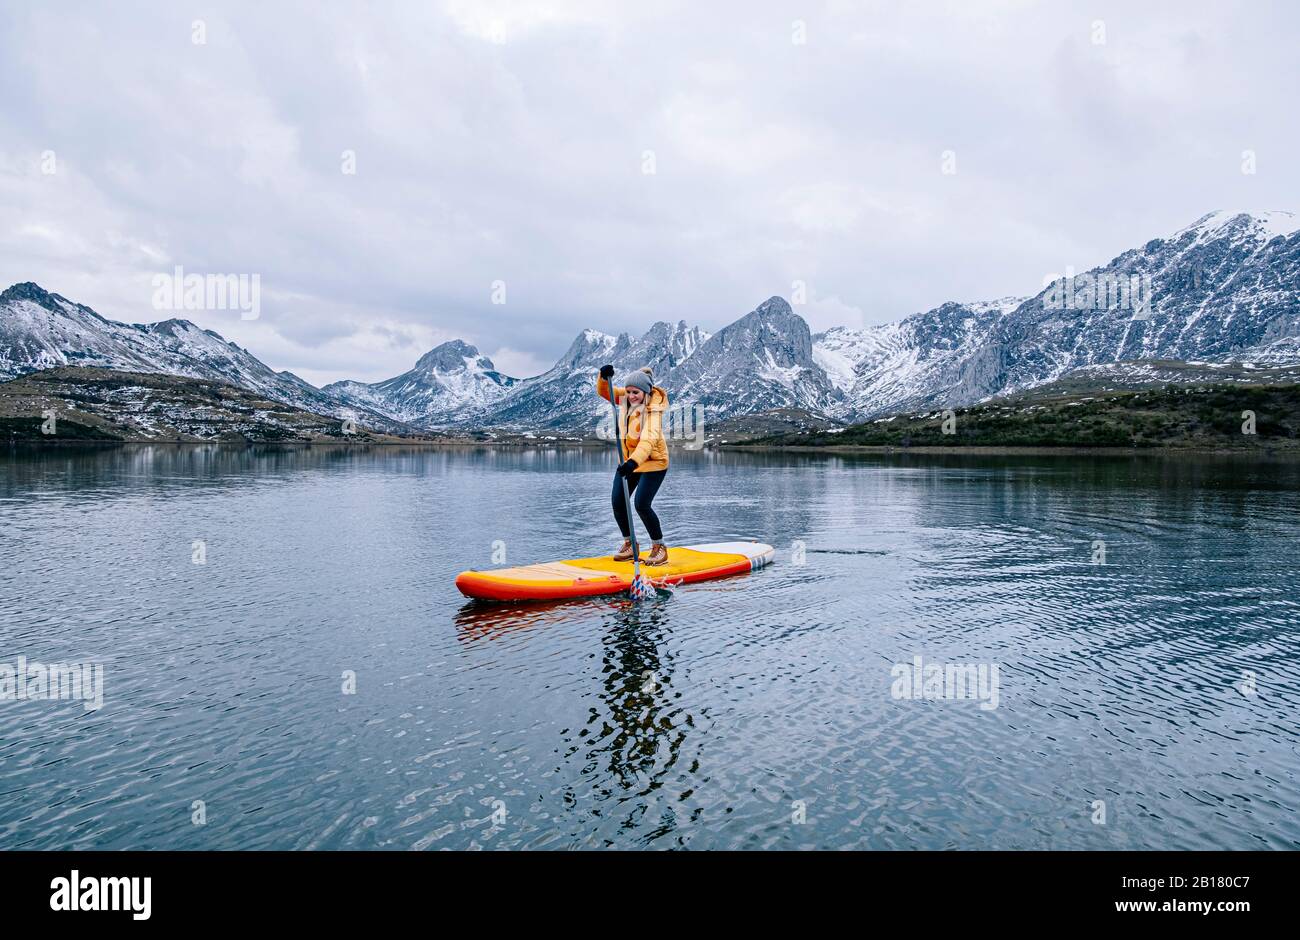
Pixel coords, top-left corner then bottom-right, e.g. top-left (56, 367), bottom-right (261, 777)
top-left (1, 446), bottom-right (1297, 849)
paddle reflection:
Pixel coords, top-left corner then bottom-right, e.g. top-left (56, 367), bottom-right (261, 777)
top-left (571, 600), bottom-right (697, 844)
top-left (452, 593), bottom-right (699, 845)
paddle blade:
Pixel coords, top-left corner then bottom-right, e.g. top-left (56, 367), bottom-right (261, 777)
top-left (629, 573), bottom-right (657, 600)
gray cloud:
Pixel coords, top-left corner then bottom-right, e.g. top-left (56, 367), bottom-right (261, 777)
top-left (1, 0), bottom-right (1295, 386)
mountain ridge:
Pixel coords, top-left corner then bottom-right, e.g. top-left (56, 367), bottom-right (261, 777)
top-left (4, 209), bottom-right (1298, 433)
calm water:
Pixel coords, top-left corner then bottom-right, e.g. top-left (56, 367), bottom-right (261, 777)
top-left (1, 445), bottom-right (1297, 850)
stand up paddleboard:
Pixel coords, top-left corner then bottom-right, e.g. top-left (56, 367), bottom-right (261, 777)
top-left (456, 541), bottom-right (774, 602)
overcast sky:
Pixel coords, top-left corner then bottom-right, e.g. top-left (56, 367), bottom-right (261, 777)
top-left (1, 0), bottom-right (1295, 385)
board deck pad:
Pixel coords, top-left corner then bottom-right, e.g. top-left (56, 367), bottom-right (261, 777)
top-left (456, 542), bottom-right (774, 601)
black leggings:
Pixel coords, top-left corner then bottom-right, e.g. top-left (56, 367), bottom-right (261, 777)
top-left (612, 468), bottom-right (666, 543)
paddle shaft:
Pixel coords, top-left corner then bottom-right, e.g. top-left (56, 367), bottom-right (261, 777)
top-left (608, 386), bottom-right (643, 575)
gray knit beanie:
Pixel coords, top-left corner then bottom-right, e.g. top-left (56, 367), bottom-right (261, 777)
top-left (621, 368), bottom-right (653, 396)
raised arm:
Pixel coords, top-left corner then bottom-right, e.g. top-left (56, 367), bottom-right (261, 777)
top-left (596, 365), bottom-right (623, 403)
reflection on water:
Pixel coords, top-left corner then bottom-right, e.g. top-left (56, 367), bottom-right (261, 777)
top-left (457, 594), bottom-right (695, 845)
top-left (2, 443), bottom-right (1299, 850)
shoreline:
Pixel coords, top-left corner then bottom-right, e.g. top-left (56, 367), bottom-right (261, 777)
top-left (6, 438), bottom-right (1300, 457)
top-left (721, 442), bottom-right (1300, 457)
top-left (2, 437), bottom-right (610, 449)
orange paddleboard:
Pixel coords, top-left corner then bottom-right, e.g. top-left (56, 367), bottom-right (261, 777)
top-left (456, 542), bottom-right (774, 601)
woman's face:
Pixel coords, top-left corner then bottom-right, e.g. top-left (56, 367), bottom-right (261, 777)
top-left (625, 387), bottom-right (645, 407)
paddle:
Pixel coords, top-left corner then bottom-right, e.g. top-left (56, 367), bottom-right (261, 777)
top-left (605, 371), bottom-right (656, 600)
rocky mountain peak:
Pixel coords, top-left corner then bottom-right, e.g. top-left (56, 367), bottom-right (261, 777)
top-left (753, 296), bottom-right (794, 318)
top-left (1176, 209), bottom-right (1300, 244)
top-left (722, 296), bottom-right (811, 361)
top-left (2, 281), bottom-right (53, 304)
top-left (414, 340), bottom-right (491, 373)
top-left (143, 318), bottom-right (200, 338)
top-left (554, 328), bottom-right (626, 371)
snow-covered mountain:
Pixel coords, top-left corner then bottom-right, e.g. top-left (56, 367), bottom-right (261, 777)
top-left (324, 340), bottom-right (517, 428)
top-left (356, 298), bottom-right (836, 432)
top-left (4, 209), bottom-right (1298, 434)
top-left (475, 320), bottom-right (710, 431)
top-left (0, 282), bottom-right (413, 433)
top-left (811, 210), bottom-right (1300, 416)
top-left (977, 210), bottom-right (1300, 400)
top-left (813, 296), bottom-right (1025, 417)
top-left (662, 297), bottom-right (844, 419)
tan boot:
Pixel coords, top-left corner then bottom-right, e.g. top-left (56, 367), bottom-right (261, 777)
top-left (645, 542), bottom-right (669, 566)
top-left (613, 539), bottom-right (635, 562)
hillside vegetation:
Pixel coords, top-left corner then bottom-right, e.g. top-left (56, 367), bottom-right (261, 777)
top-left (751, 382), bottom-right (1300, 450)
top-left (0, 367), bottom-right (426, 443)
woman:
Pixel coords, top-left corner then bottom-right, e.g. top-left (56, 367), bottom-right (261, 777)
top-left (597, 363), bottom-right (669, 566)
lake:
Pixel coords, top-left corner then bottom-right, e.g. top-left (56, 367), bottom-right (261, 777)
top-left (1, 445), bottom-right (1297, 850)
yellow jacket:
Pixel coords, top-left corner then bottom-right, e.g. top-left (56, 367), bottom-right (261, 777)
top-left (596, 375), bottom-right (670, 472)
